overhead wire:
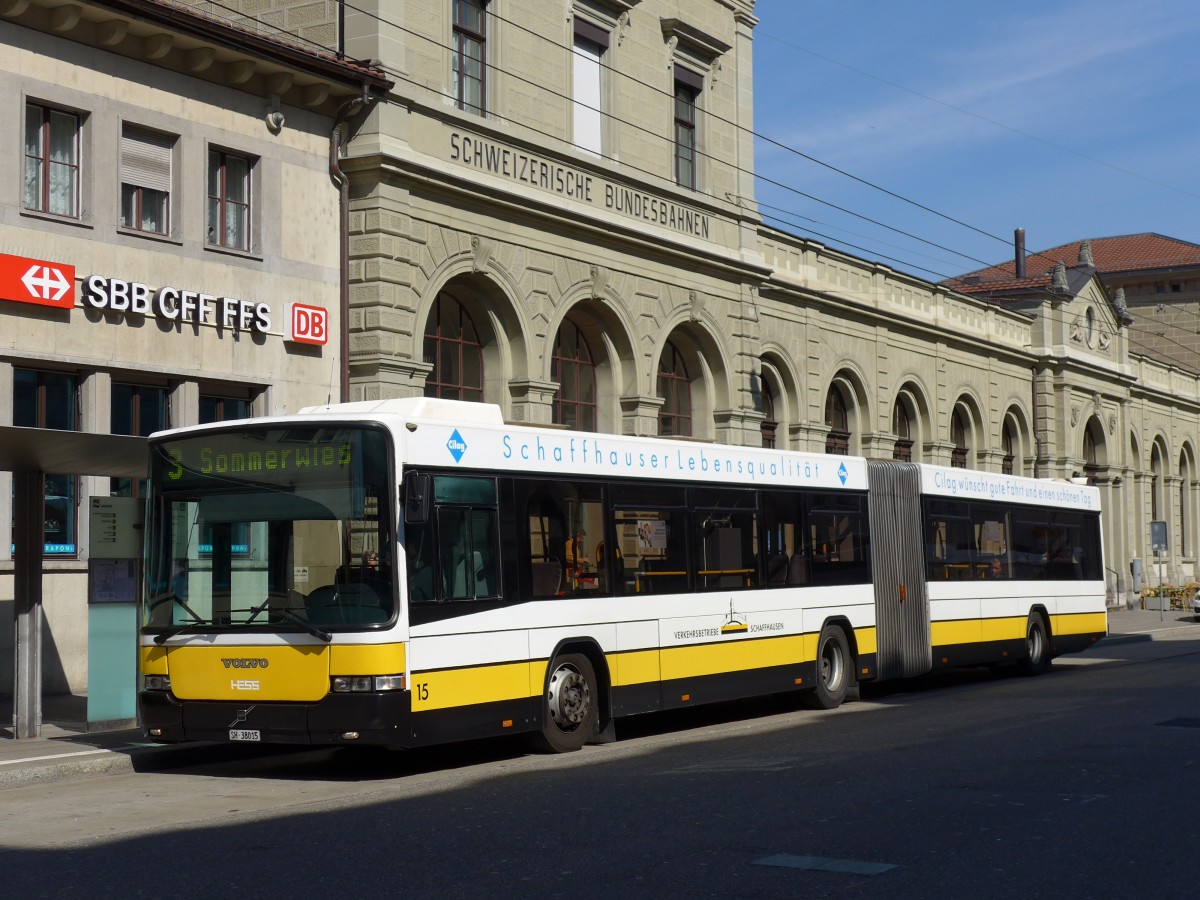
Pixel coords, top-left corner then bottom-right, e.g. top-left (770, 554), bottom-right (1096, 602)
top-left (192, 0), bottom-right (1200, 340)
top-left (192, 0), bottom-right (1012, 275)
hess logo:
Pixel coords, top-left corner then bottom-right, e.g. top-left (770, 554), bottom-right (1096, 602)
top-left (221, 658), bottom-right (269, 669)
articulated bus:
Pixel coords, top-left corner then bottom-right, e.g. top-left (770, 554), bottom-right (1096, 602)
top-left (139, 398), bottom-right (1106, 752)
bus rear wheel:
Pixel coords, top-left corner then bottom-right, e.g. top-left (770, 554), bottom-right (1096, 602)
top-left (1018, 614), bottom-right (1051, 676)
top-left (531, 652), bottom-right (598, 753)
top-left (803, 626), bottom-right (852, 710)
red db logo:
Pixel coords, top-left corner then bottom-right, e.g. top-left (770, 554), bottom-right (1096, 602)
top-left (286, 303), bottom-right (328, 346)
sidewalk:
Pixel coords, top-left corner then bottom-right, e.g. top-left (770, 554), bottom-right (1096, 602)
top-left (2, 606), bottom-right (1198, 787)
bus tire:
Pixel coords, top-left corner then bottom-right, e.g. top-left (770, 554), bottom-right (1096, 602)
top-left (531, 652), bottom-right (598, 753)
top-left (1018, 613), bottom-right (1051, 676)
top-left (803, 626), bottom-right (852, 710)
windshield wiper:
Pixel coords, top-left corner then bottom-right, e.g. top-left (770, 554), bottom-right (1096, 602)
top-left (153, 620), bottom-right (214, 645)
top-left (149, 593), bottom-right (211, 645)
top-left (239, 599), bottom-right (332, 642)
top-left (268, 606), bottom-right (332, 643)
top-left (148, 592), bottom-right (204, 623)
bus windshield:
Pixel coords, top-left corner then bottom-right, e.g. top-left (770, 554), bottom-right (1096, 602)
top-left (143, 424), bottom-right (394, 634)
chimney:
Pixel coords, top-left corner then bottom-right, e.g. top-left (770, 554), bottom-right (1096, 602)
top-left (1014, 228), bottom-right (1026, 279)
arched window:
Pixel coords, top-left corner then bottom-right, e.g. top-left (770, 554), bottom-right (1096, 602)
top-left (657, 341), bottom-right (691, 437)
top-left (423, 292), bottom-right (483, 401)
top-left (1180, 451), bottom-right (1191, 557)
top-left (552, 319), bottom-right (597, 431)
top-left (892, 400), bottom-right (912, 462)
top-left (761, 377), bottom-right (777, 449)
top-left (951, 410), bottom-right (968, 468)
top-left (1151, 445), bottom-right (1163, 521)
top-left (1083, 428), bottom-right (1099, 485)
top-left (1002, 421), bottom-right (1016, 475)
top-left (825, 388), bottom-right (849, 455)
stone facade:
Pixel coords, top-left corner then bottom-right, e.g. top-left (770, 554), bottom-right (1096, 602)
top-left (332, 0), bottom-right (1197, 604)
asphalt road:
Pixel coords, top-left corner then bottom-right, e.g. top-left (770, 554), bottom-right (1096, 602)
top-left (3, 636), bottom-right (1199, 899)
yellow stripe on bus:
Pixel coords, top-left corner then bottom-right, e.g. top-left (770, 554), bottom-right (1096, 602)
top-left (330, 642), bottom-right (406, 675)
top-left (141, 645), bottom-right (168, 675)
top-left (410, 661), bottom-right (538, 712)
top-left (610, 649), bottom-right (661, 686)
top-left (661, 634), bottom-right (807, 680)
top-left (932, 611), bottom-right (1108, 647)
top-left (1051, 611), bottom-right (1107, 636)
top-left (855, 626), bottom-right (878, 655)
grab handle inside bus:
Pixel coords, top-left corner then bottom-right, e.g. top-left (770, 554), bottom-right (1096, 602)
top-left (404, 471), bottom-right (432, 524)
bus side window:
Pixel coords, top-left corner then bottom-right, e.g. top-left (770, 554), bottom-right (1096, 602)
top-left (405, 517), bottom-right (435, 603)
top-left (428, 475), bottom-right (501, 602)
top-left (762, 490), bottom-right (805, 587)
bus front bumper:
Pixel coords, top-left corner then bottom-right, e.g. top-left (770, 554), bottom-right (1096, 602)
top-left (139, 690), bottom-right (413, 747)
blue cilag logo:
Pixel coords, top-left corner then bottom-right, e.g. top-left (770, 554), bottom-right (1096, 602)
top-left (446, 429), bottom-right (468, 463)
top-left (837, 462), bottom-right (848, 485)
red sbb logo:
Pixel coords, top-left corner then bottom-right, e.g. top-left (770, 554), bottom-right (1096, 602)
top-left (286, 302), bottom-right (328, 346)
top-left (0, 252), bottom-right (76, 310)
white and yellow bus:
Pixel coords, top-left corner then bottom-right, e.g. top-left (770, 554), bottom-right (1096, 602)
top-left (139, 398), bottom-right (1106, 751)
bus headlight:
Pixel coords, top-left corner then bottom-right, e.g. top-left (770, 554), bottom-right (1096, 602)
top-left (374, 674), bottom-right (406, 691)
top-left (332, 676), bottom-right (373, 692)
top-left (143, 675), bottom-right (172, 691)
top-left (331, 675), bottom-right (406, 692)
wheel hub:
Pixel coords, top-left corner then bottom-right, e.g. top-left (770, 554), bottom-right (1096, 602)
top-left (547, 664), bottom-right (590, 730)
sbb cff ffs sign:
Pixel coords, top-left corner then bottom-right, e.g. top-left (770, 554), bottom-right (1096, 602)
top-left (286, 302), bottom-right (328, 346)
top-left (0, 253), bottom-right (75, 309)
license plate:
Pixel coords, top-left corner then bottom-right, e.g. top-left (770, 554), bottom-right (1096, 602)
top-left (229, 729), bottom-right (261, 742)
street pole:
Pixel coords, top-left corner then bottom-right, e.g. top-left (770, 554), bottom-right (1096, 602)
top-left (1158, 549), bottom-right (1165, 623)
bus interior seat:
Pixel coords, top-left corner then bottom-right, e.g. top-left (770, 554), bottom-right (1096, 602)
top-left (531, 559), bottom-right (562, 597)
top-left (767, 553), bottom-right (789, 586)
top-left (787, 555), bottom-right (809, 585)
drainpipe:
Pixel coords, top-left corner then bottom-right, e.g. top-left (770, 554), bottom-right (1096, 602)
top-left (330, 87), bottom-right (370, 403)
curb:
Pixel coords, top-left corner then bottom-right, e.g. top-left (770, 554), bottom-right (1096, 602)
top-left (1099, 626), bottom-right (1200, 647)
top-left (0, 740), bottom-right (303, 789)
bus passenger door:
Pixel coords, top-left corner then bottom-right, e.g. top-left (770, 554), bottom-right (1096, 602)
top-left (867, 462), bottom-right (932, 679)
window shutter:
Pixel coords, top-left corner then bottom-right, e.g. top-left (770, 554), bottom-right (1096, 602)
top-left (121, 126), bottom-right (172, 193)
top-left (674, 64), bottom-right (704, 93)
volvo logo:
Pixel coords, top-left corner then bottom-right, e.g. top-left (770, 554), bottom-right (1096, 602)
top-left (221, 658), bottom-right (269, 669)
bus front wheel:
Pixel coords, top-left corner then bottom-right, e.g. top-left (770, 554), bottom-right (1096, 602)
top-left (531, 652), bottom-right (598, 753)
top-left (803, 626), bottom-right (852, 710)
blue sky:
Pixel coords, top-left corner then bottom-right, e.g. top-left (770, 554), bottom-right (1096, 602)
top-left (751, 0), bottom-right (1200, 281)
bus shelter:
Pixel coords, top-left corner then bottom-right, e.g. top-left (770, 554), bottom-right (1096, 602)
top-left (0, 426), bottom-right (147, 738)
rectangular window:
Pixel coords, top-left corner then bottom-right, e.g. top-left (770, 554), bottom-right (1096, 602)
top-left (808, 495), bottom-right (871, 586)
top-left (199, 394), bottom-right (251, 424)
top-left (207, 149), bottom-right (251, 251)
top-left (691, 488), bottom-right (759, 591)
top-left (14, 369), bottom-right (79, 555)
top-left (453, 0), bottom-right (487, 115)
top-left (673, 66), bottom-right (702, 189)
top-left (433, 475), bottom-right (499, 600)
top-left (929, 501), bottom-right (1100, 582)
top-left (519, 480), bottom-right (607, 597)
top-left (572, 20), bottom-right (608, 155)
top-left (120, 125), bottom-right (172, 235)
top-left (24, 102), bottom-right (80, 218)
top-left (112, 384), bottom-right (168, 496)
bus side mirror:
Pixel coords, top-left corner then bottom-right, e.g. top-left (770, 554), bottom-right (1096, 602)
top-left (404, 472), bottom-right (432, 524)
